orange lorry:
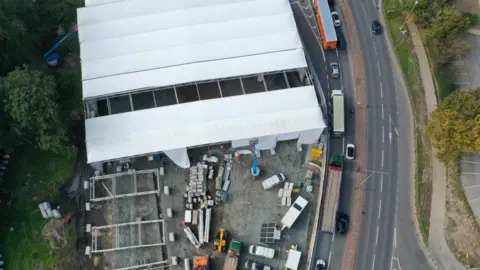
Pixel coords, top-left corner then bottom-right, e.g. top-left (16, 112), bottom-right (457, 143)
top-left (311, 0), bottom-right (338, 49)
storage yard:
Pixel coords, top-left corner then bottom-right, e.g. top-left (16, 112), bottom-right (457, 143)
top-left (84, 141), bottom-right (324, 269)
top-left (160, 141), bottom-right (316, 269)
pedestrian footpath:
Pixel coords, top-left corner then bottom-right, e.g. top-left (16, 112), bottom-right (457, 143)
top-left (407, 23), bottom-right (466, 270)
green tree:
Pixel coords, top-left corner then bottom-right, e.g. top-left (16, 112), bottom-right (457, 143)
top-left (1, 65), bottom-right (68, 152)
top-left (426, 88), bottom-right (480, 163)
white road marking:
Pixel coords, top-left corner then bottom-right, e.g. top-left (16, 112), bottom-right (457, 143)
top-left (382, 126), bottom-right (385, 143)
top-left (372, 253), bottom-right (376, 270)
top-left (377, 61), bottom-right (381, 76)
top-left (378, 200), bottom-right (382, 218)
top-left (342, 137), bottom-right (346, 153)
top-left (380, 81), bottom-right (383, 98)
top-left (394, 227), bottom-right (397, 248)
top-left (381, 149), bottom-right (384, 168)
top-left (373, 42), bottom-right (378, 55)
top-left (332, 233), bottom-right (335, 242)
top-left (381, 104), bottom-right (384, 120)
top-left (380, 174), bottom-right (383, 192)
top-left (375, 226), bottom-right (379, 245)
top-left (327, 251), bottom-right (332, 270)
top-left (336, 48), bottom-right (339, 57)
top-left (362, 3), bottom-right (368, 16)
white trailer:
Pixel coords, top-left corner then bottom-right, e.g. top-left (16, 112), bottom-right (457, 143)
top-left (281, 196), bottom-right (308, 230)
top-left (261, 173), bottom-right (286, 190)
top-left (285, 249), bottom-right (302, 270)
top-left (331, 89), bottom-right (345, 137)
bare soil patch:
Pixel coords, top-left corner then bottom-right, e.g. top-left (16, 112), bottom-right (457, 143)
top-left (444, 164), bottom-right (480, 267)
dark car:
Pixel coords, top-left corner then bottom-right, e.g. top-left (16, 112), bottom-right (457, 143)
top-left (245, 261), bottom-right (272, 270)
top-left (328, 0), bottom-right (335, 7)
top-left (336, 212), bottom-right (349, 234)
top-left (372, 20), bottom-right (382, 35)
top-left (336, 31), bottom-right (346, 50)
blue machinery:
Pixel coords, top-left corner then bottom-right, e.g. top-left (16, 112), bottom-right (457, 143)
top-left (44, 28), bottom-right (78, 66)
top-left (250, 139), bottom-right (260, 177)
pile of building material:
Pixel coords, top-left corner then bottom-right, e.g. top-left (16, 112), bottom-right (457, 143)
top-left (305, 170), bottom-right (314, 193)
top-left (278, 182), bottom-right (294, 207)
top-left (215, 154), bottom-right (233, 204)
top-left (183, 161), bottom-right (216, 248)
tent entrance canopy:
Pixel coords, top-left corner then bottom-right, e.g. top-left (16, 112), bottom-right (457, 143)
top-left (85, 86), bottom-right (326, 164)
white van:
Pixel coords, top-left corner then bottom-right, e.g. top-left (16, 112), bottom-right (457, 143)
top-left (248, 245), bottom-right (275, 259)
top-left (261, 173), bottom-right (286, 190)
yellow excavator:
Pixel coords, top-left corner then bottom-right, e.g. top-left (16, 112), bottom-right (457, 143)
top-left (213, 228), bottom-right (227, 252)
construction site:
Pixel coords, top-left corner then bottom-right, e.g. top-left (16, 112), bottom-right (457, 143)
top-left (82, 139), bottom-right (327, 270)
top-left (76, 0), bottom-right (328, 269)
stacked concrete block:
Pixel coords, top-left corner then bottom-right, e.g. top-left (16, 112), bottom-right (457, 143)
top-left (280, 182), bottom-right (293, 207)
top-left (187, 164), bottom-right (207, 201)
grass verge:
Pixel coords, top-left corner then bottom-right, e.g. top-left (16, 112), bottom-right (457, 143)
top-left (433, 65), bottom-right (456, 101)
top-left (0, 146), bottom-right (77, 270)
top-left (383, 0), bottom-right (433, 243)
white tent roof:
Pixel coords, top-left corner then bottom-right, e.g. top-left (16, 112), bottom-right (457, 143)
top-left (85, 86), bottom-right (325, 163)
top-left (77, 0), bottom-right (307, 99)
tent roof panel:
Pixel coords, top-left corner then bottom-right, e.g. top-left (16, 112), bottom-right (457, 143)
top-left (81, 32), bottom-right (302, 80)
top-left (83, 49), bottom-right (307, 99)
top-left (79, 0), bottom-right (290, 42)
top-left (78, 0), bottom-right (246, 25)
top-left (85, 86), bottom-right (325, 163)
top-left (79, 12), bottom-right (297, 61)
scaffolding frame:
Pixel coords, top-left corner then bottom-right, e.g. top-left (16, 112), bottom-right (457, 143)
top-left (89, 169), bottom-right (160, 202)
top-left (91, 219), bottom-right (166, 253)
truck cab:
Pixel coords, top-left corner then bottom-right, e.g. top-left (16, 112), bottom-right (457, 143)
top-left (248, 245), bottom-right (275, 259)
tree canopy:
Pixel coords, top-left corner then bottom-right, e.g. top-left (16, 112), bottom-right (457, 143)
top-left (426, 88), bottom-right (480, 163)
top-left (0, 0), bottom-right (83, 152)
top-left (1, 66), bottom-right (68, 152)
top-left (414, 0), bottom-right (473, 65)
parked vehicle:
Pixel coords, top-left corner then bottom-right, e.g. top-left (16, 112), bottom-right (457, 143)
top-left (336, 31), bottom-right (347, 50)
top-left (331, 11), bottom-right (341, 27)
top-left (321, 154), bottom-right (344, 234)
top-left (248, 245), bottom-right (275, 259)
top-left (245, 261), bottom-right (271, 270)
top-left (346, 144), bottom-right (355, 160)
top-left (223, 240), bottom-right (243, 270)
top-left (281, 196), bottom-right (309, 230)
top-left (336, 212), bottom-right (349, 234)
top-left (331, 90), bottom-right (345, 137)
top-left (312, 0), bottom-right (338, 49)
top-left (330, 62), bottom-right (340, 78)
top-left (372, 20), bottom-right (382, 35)
top-left (316, 259), bottom-right (327, 270)
top-left (261, 173), bottom-right (286, 190)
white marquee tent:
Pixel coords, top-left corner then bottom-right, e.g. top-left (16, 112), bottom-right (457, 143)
top-left (78, 0), bottom-right (326, 167)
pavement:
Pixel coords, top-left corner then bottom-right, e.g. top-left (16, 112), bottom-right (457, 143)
top-left (408, 23), bottom-right (466, 269)
top-left (460, 153), bottom-right (480, 227)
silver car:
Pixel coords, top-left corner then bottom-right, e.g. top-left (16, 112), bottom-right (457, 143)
top-left (331, 62), bottom-right (340, 78)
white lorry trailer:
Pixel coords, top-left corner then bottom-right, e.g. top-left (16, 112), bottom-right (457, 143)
top-left (261, 173), bottom-right (286, 190)
top-left (331, 90), bottom-right (345, 137)
top-left (281, 196), bottom-right (308, 230)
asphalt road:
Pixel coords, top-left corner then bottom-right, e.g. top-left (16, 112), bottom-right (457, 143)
top-left (289, 1), bottom-right (355, 269)
top-left (290, 0), bottom-right (432, 269)
top-left (347, 0), bottom-right (432, 270)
